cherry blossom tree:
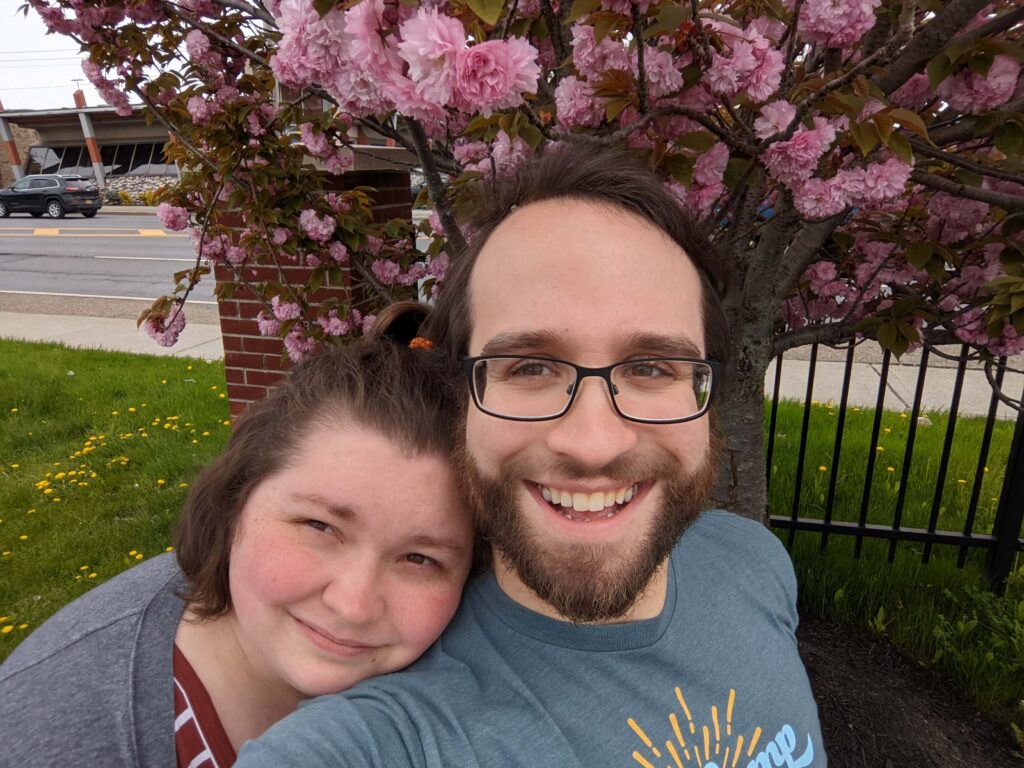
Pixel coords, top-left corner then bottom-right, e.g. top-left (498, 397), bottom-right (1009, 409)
top-left (20, 0), bottom-right (1024, 517)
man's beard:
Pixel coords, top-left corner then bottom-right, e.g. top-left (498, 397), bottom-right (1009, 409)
top-left (456, 442), bottom-right (719, 624)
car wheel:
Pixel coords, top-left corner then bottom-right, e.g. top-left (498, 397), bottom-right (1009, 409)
top-left (82, 211), bottom-right (97, 218)
top-left (0, 200), bottom-right (9, 218)
top-left (31, 212), bottom-right (44, 218)
top-left (46, 199), bottom-right (66, 219)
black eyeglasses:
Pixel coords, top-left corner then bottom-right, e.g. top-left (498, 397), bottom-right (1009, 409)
top-left (462, 355), bottom-right (719, 424)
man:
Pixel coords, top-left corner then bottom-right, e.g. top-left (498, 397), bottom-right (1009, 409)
top-left (237, 146), bottom-right (825, 766)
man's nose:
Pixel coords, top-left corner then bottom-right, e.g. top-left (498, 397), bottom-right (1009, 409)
top-left (543, 377), bottom-right (639, 469)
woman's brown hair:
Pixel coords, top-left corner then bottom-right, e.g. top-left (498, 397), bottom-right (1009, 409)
top-left (175, 302), bottom-right (462, 619)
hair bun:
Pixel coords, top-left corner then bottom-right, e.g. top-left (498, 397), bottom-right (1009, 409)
top-left (368, 300), bottom-right (432, 347)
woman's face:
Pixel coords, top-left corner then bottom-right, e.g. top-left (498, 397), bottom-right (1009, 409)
top-left (226, 421), bottom-right (474, 699)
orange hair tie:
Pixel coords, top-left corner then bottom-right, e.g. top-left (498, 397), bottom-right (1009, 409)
top-left (408, 336), bottom-right (434, 351)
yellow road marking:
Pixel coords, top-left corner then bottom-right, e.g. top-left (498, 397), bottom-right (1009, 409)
top-left (139, 229), bottom-right (167, 237)
top-left (33, 228), bottom-right (60, 236)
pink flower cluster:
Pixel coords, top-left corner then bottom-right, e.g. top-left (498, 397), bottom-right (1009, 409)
top-left (284, 328), bottom-right (317, 362)
top-left (144, 307), bottom-right (187, 347)
top-left (299, 124), bottom-right (355, 175)
top-left (554, 77), bottom-right (603, 129)
top-left (797, 0), bottom-right (881, 50)
top-left (455, 133), bottom-right (532, 177)
top-left (924, 193), bottom-right (991, 244)
top-left (791, 158), bottom-right (913, 218)
top-left (936, 55), bottom-right (1021, 114)
top-left (271, 295), bottom-right (302, 322)
top-left (299, 209), bottom-right (336, 243)
top-left (271, 1), bottom-right (540, 121)
top-left (81, 60), bottom-right (132, 117)
top-left (762, 117), bottom-right (837, 186)
top-left (156, 203), bottom-right (190, 231)
top-left (703, 22), bottom-right (784, 103)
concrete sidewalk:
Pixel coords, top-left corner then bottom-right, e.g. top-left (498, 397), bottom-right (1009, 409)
top-left (2, 293), bottom-right (1021, 419)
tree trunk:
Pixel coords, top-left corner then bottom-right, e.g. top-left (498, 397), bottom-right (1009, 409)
top-left (711, 327), bottom-right (775, 524)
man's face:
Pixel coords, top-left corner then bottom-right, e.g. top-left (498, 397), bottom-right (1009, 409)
top-left (460, 198), bottom-right (717, 623)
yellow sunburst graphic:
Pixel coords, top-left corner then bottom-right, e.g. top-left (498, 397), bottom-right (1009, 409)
top-left (628, 687), bottom-right (764, 768)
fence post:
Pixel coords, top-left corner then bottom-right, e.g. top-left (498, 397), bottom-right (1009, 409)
top-left (988, 404), bottom-right (1024, 592)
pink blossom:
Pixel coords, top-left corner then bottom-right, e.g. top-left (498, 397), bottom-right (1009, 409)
top-left (571, 24), bottom-right (631, 81)
top-left (427, 210), bottom-right (445, 235)
top-left (702, 27), bottom-right (782, 103)
top-left (798, 0), bottom-right (881, 50)
top-left (156, 203), bottom-right (189, 231)
top-left (187, 95), bottom-right (222, 125)
top-left (396, 7), bottom-right (465, 104)
top-left (144, 307), bottom-right (186, 347)
top-left (753, 100), bottom-right (796, 140)
top-left (361, 314), bottom-right (377, 335)
top-left (554, 76), bottom-right (603, 129)
top-left (428, 252), bottom-right (450, 282)
top-left (328, 241), bottom-right (350, 263)
top-left (761, 117), bottom-right (836, 186)
top-left (642, 48), bottom-right (684, 100)
top-left (256, 311), bottom-right (281, 336)
top-left (318, 309), bottom-right (352, 336)
top-left (284, 329), bottom-right (317, 362)
top-left (490, 132), bottom-right (532, 176)
top-left (81, 60), bottom-right (132, 117)
top-left (299, 209), bottom-right (336, 243)
top-left (452, 140), bottom-right (489, 167)
top-left (372, 259), bottom-right (402, 285)
top-left (455, 38), bottom-right (540, 116)
top-left (937, 55), bottom-right (1021, 114)
top-left (891, 74), bottom-right (932, 109)
top-left (271, 295), bottom-right (302, 321)
top-left (600, 0), bottom-right (651, 13)
top-left (185, 29), bottom-right (221, 69)
top-left (272, 227), bottom-right (289, 246)
top-left (680, 143), bottom-right (729, 217)
top-left (224, 245), bottom-right (247, 266)
top-left (792, 177), bottom-right (847, 218)
top-left (925, 192), bottom-right (991, 244)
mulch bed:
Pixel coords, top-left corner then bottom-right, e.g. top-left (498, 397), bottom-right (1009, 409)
top-left (797, 617), bottom-right (1023, 767)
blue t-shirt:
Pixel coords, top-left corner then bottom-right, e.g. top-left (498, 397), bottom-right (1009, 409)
top-left (237, 510), bottom-right (825, 767)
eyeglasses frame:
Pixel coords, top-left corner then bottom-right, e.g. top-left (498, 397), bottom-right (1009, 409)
top-left (461, 354), bottom-right (721, 424)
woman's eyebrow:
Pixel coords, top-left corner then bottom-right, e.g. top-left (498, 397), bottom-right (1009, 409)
top-left (405, 534), bottom-right (468, 554)
top-left (292, 492), bottom-right (356, 521)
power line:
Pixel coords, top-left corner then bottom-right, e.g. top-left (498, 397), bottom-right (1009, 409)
top-left (0, 56), bottom-right (85, 63)
top-left (0, 84), bottom-right (89, 91)
top-left (0, 48), bottom-right (80, 54)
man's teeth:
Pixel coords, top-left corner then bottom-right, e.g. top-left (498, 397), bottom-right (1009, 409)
top-left (539, 484), bottom-right (637, 513)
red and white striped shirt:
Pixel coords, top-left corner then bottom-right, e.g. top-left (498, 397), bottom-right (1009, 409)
top-left (173, 645), bottom-right (237, 768)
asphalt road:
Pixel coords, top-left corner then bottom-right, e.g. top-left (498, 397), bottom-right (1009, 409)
top-left (0, 212), bottom-right (215, 303)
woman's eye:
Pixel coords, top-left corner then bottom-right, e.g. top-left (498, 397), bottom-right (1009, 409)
top-left (305, 519), bottom-right (331, 533)
top-left (405, 553), bottom-right (437, 567)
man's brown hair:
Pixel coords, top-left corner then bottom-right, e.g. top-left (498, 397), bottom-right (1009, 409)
top-left (425, 145), bottom-right (731, 366)
top-left (175, 305), bottom-right (462, 619)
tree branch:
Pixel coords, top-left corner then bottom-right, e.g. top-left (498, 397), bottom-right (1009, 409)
top-left (539, 0), bottom-right (568, 66)
top-left (208, 0), bottom-right (275, 24)
top-left (632, 5), bottom-right (649, 115)
top-left (948, 5), bottom-right (1024, 47)
top-left (908, 137), bottom-right (1024, 186)
top-left (875, 0), bottom-right (991, 96)
top-left (772, 213), bottom-right (845, 302)
top-left (911, 170), bottom-right (1024, 211)
top-left (405, 118), bottom-right (467, 254)
top-left (928, 98), bottom-right (1024, 146)
top-left (773, 319), bottom-right (863, 354)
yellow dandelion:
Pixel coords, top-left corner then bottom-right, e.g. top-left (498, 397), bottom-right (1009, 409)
top-left (163, 423), bottom-right (171, 430)
top-left (157, 479), bottom-right (166, 486)
top-left (26, 508), bottom-right (34, 514)
top-left (223, 420), bottom-right (231, 426)
top-left (10, 408), bottom-right (18, 413)
top-left (135, 553), bottom-right (143, 560)
top-left (884, 427), bottom-right (892, 433)
top-left (887, 466), bottom-right (895, 472)
top-left (219, 393), bottom-right (226, 399)
top-left (88, 572), bottom-right (97, 579)
top-left (957, 479), bottom-right (967, 485)
top-left (161, 379), bottom-right (168, 384)
top-left (90, 472), bottom-right (97, 478)
top-left (129, 550), bottom-right (137, 556)
top-left (19, 535), bottom-right (28, 541)
top-left (1, 551), bottom-right (10, 557)
top-left (79, 565), bottom-right (88, 571)
top-left (43, 488), bottom-right (54, 495)
top-left (78, 482), bottom-right (88, 488)
top-left (179, 482), bottom-right (188, 489)
top-left (128, 407), bottom-right (136, 413)
top-left (9, 464), bottom-right (19, 469)
top-left (18, 624), bottom-right (28, 630)
top-left (187, 365), bottom-right (193, 370)
top-left (202, 431), bottom-right (210, 437)
top-left (0, 617), bottom-right (5, 622)
top-left (191, 439), bottom-right (198, 445)
top-left (876, 446), bottom-right (885, 452)
top-left (984, 466), bottom-right (989, 473)
top-left (2, 626), bottom-right (12, 634)
top-left (818, 466), bottom-right (827, 472)
top-left (111, 411), bottom-right (119, 416)
top-left (54, 472), bottom-right (65, 480)
top-left (52, 498), bottom-right (60, 503)
top-left (165, 546), bottom-right (174, 552)
top-left (211, 385), bottom-right (218, 391)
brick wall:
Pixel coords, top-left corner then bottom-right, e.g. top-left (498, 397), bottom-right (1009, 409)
top-left (218, 169), bottom-right (412, 417)
top-left (0, 125), bottom-right (38, 188)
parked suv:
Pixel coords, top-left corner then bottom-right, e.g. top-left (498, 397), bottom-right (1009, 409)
top-left (0, 174), bottom-right (102, 219)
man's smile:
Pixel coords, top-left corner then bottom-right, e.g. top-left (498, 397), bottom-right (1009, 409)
top-left (529, 480), bottom-right (653, 523)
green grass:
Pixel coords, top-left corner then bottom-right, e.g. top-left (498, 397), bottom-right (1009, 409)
top-left (767, 399), bottom-right (1024, 735)
top-left (0, 340), bottom-right (230, 659)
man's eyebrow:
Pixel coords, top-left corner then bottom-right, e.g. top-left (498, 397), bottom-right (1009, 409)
top-left (621, 332), bottom-right (704, 359)
top-left (480, 330), bottom-right (563, 355)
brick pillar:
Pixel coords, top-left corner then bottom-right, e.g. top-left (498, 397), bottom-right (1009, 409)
top-left (218, 169), bottom-right (412, 417)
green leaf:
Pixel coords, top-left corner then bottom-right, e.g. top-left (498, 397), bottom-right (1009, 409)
top-left (643, 3), bottom-right (691, 39)
top-left (664, 154), bottom-right (695, 186)
top-left (995, 122), bottom-right (1024, 157)
top-left (926, 54), bottom-right (955, 90)
top-left (967, 51), bottom-right (995, 77)
top-left (1001, 213), bottom-right (1024, 238)
top-left (955, 168), bottom-right (984, 187)
top-left (888, 108), bottom-right (930, 141)
top-left (674, 131), bottom-right (718, 152)
top-left (312, 0), bottom-right (337, 17)
top-left (905, 242), bottom-right (933, 269)
top-left (567, 0), bottom-right (602, 22)
top-left (604, 97), bottom-right (631, 122)
top-left (467, 0), bottom-right (504, 25)
top-left (887, 132), bottom-right (914, 165)
top-left (518, 121), bottom-right (544, 149)
top-left (850, 121), bottom-right (880, 156)
top-left (591, 11), bottom-right (622, 43)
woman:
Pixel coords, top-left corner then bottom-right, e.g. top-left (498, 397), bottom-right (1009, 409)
top-left (0, 307), bottom-right (475, 767)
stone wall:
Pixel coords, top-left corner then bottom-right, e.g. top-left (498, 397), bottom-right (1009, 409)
top-left (0, 125), bottom-right (39, 188)
top-left (103, 174), bottom-right (177, 203)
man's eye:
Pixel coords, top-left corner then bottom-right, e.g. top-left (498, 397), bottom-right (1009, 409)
top-left (624, 362), bottom-right (669, 378)
top-left (507, 361), bottom-right (553, 377)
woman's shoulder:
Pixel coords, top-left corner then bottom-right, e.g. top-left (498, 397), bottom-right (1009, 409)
top-left (0, 552), bottom-right (185, 680)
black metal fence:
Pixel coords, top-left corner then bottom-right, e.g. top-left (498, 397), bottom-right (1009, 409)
top-left (765, 342), bottom-right (1024, 590)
